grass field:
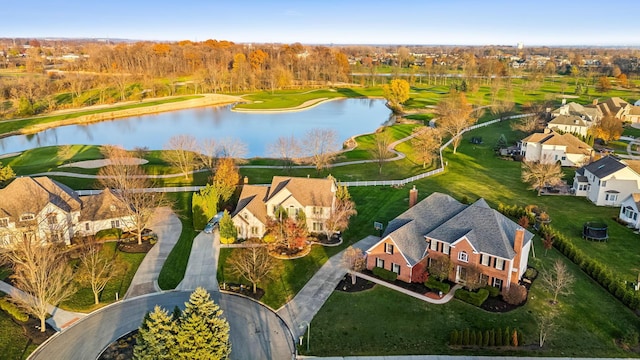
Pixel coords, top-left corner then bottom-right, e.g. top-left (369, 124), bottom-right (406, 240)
top-left (0, 293), bottom-right (36, 360)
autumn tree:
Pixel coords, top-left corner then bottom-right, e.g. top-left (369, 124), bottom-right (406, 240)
top-left (342, 246), bottom-right (366, 284)
top-left (227, 240), bottom-right (274, 293)
top-left (596, 76), bottom-right (612, 93)
top-left (268, 135), bottom-right (301, 172)
top-left (162, 135), bottom-right (200, 179)
top-left (382, 79), bottom-right (410, 113)
top-left (437, 91), bottom-right (477, 154)
top-left (411, 126), bottom-right (442, 168)
top-left (371, 131), bottom-right (393, 174)
top-left (0, 162), bottom-right (16, 186)
top-left (462, 265), bottom-right (485, 291)
top-left (303, 128), bottom-right (339, 171)
top-left (212, 157), bottom-right (240, 204)
top-left (542, 231), bottom-right (554, 256)
top-left (324, 184), bottom-right (357, 236)
top-left (503, 284), bottom-right (528, 305)
top-left (428, 255), bottom-right (452, 282)
top-left (76, 240), bottom-right (123, 305)
top-left (266, 207), bottom-right (308, 250)
top-left (541, 259), bottom-right (575, 304)
top-left (521, 156), bottom-right (564, 196)
top-left (590, 115), bottom-right (623, 144)
top-left (1, 237), bottom-right (76, 332)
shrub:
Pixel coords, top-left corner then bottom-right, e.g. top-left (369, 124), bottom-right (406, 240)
top-left (425, 278), bottom-right (451, 294)
top-left (450, 330), bottom-right (459, 345)
top-left (454, 288), bottom-right (489, 307)
top-left (483, 330), bottom-right (490, 347)
top-left (0, 298), bottom-right (28, 322)
top-left (470, 329), bottom-right (476, 346)
top-left (503, 284), bottom-right (528, 305)
top-left (503, 327), bottom-right (510, 347)
top-left (476, 330), bottom-right (483, 347)
top-left (622, 328), bottom-right (639, 348)
top-left (262, 233), bottom-right (276, 243)
top-left (512, 329), bottom-right (519, 346)
top-left (483, 285), bottom-right (500, 297)
top-left (496, 328), bottom-right (503, 346)
top-left (95, 228), bottom-right (122, 240)
top-left (489, 330), bottom-right (495, 346)
top-left (372, 267), bottom-right (398, 282)
top-left (220, 236), bottom-right (236, 244)
top-left (462, 328), bottom-right (470, 346)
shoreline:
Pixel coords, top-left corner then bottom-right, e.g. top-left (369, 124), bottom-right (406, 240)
top-left (231, 97), bottom-right (342, 113)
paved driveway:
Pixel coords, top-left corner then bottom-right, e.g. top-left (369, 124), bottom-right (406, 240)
top-left (177, 230), bottom-right (219, 291)
top-left (125, 207), bottom-right (181, 298)
top-left (28, 291), bottom-right (295, 360)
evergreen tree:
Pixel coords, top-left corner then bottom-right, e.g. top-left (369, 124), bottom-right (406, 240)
top-left (219, 210), bottom-right (237, 244)
top-left (134, 306), bottom-right (177, 360)
top-left (175, 287), bottom-right (231, 359)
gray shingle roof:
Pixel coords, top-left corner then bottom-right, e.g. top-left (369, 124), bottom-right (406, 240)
top-left (582, 155), bottom-right (626, 179)
top-left (379, 193), bottom-right (534, 265)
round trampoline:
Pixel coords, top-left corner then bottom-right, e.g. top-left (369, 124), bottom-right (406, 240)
top-left (583, 222), bottom-right (609, 241)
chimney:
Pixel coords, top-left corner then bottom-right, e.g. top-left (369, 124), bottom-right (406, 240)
top-left (593, 99), bottom-right (599, 105)
top-left (409, 186), bottom-right (418, 208)
top-left (243, 176), bottom-right (249, 185)
top-left (561, 98), bottom-right (566, 105)
top-left (512, 227), bottom-right (525, 279)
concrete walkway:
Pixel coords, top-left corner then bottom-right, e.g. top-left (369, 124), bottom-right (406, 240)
top-left (0, 280), bottom-right (86, 331)
top-left (124, 207), bottom-right (182, 298)
top-left (277, 235), bottom-right (381, 338)
top-left (177, 230), bottom-right (220, 291)
top-left (355, 272), bottom-right (461, 304)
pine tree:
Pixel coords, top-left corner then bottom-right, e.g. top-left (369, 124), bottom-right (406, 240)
top-left (174, 287), bottom-right (231, 359)
top-left (134, 306), bottom-right (177, 360)
top-left (219, 210), bottom-right (237, 244)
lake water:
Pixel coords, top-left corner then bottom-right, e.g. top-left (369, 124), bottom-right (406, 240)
top-left (0, 99), bottom-right (392, 158)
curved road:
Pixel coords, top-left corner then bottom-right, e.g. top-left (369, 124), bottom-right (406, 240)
top-left (29, 291), bottom-right (295, 360)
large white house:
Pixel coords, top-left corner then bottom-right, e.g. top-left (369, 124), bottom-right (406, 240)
top-left (519, 129), bottom-right (592, 167)
top-left (573, 156), bottom-right (640, 206)
top-left (0, 177), bottom-right (134, 246)
top-left (232, 176), bottom-right (337, 239)
top-left (618, 193), bottom-right (640, 230)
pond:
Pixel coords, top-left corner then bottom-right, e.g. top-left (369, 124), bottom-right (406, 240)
top-left (0, 99), bottom-right (392, 158)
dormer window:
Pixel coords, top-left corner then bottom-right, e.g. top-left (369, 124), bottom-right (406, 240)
top-left (20, 213), bottom-right (35, 221)
top-left (110, 205), bottom-right (116, 212)
top-left (0, 218), bottom-right (8, 228)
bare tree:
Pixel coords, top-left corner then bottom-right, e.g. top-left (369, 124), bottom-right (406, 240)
top-left (437, 91), bottom-right (477, 154)
top-left (537, 309), bottom-right (557, 347)
top-left (197, 138), bottom-right (218, 173)
top-left (1, 237), bottom-right (76, 332)
top-left (541, 259), bottom-right (575, 304)
top-left (268, 135), bottom-right (301, 172)
top-left (342, 246), bottom-right (366, 284)
top-left (76, 240), bottom-right (122, 305)
top-left (303, 128), bottom-right (338, 171)
top-left (217, 137), bottom-right (248, 162)
top-left (511, 115), bottom-right (541, 134)
top-left (521, 156), bottom-right (564, 196)
top-left (371, 131), bottom-right (393, 174)
top-left (428, 255), bottom-right (452, 282)
top-left (411, 126), bottom-right (442, 168)
top-left (324, 185), bottom-right (357, 236)
top-left (227, 240), bottom-right (274, 294)
top-left (462, 264), bottom-right (486, 291)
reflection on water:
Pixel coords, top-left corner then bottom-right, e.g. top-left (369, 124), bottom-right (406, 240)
top-left (0, 99), bottom-right (391, 157)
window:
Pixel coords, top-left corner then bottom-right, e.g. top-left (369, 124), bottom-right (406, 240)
top-left (429, 240), bottom-right (437, 251)
top-left (392, 263), bottom-right (401, 275)
top-left (480, 274), bottom-right (489, 286)
top-left (47, 214), bottom-right (57, 225)
top-left (384, 243), bottom-right (394, 254)
top-left (442, 243), bottom-right (450, 255)
top-left (480, 254), bottom-right (490, 266)
top-left (578, 184), bottom-right (588, 191)
top-left (493, 278), bottom-right (503, 290)
top-left (85, 223), bottom-right (90, 231)
top-left (251, 226), bottom-right (259, 235)
top-left (313, 222), bottom-right (324, 231)
top-left (495, 258), bottom-right (505, 270)
top-left (458, 251), bottom-right (468, 262)
top-left (376, 258), bottom-right (385, 269)
top-left (554, 154), bottom-right (558, 161)
top-left (635, 213), bottom-right (638, 221)
top-left (601, 181), bottom-right (607, 187)
top-left (20, 213), bottom-right (35, 221)
top-left (605, 193), bottom-right (618, 202)
top-left (0, 218), bottom-right (8, 228)
top-left (111, 220), bottom-right (120, 229)
top-left (313, 207), bottom-right (322, 215)
top-left (110, 204), bottom-right (117, 212)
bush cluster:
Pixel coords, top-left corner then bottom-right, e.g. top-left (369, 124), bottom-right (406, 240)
top-left (0, 298), bottom-right (28, 322)
top-left (454, 288), bottom-right (489, 306)
top-left (424, 278), bottom-right (450, 294)
top-left (372, 267), bottom-right (398, 282)
top-left (483, 285), bottom-right (500, 297)
top-left (498, 204), bottom-right (640, 310)
top-left (449, 327), bottom-right (523, 347)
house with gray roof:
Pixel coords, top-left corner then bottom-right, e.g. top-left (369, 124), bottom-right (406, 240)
top-left (366, 192), bottom-right (533, 293)
top-left (0, 176), bottom-right (135, 246)
top-left (232, 176), bottom-right (337, 239)
top-left (572, 155), bottom-right (640, 206)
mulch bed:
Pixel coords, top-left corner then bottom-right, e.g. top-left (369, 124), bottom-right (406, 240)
top-left (335, 274), bottom-right (375, 292)
top-left (220, 283), bottom-right (265, 301)
top-left (12, 317), bottom-right (56, 345)
top-left (98, 330), bottom-right (137, 360)
top-left (117, 239), bottom-right (154, 253)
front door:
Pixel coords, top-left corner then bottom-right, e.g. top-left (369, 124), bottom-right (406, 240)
top-left (455, 265), bottom-right (467, 284)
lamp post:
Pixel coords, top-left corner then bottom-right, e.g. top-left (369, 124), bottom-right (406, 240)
top-left (299, 321), bottom-right (310, 352)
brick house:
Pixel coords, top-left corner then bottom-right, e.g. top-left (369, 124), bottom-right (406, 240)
top-left (366, 192), bottom-right (534, 292)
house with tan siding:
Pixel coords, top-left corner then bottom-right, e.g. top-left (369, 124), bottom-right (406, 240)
top-left (366, 192), bottom-right (534, 293)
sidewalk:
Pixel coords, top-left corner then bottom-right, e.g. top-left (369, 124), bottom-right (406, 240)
top-left (124, 207), bottom-right (182, 298)
top-left (277, 235), bottom-right (381, 338)
top-left (0, 280), bottom-right (85, 331)
top-left (177, 230), bottom-right (219, 291)
top-left (355, 272), bottom-right (461, 304)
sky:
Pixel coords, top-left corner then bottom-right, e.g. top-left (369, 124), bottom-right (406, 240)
top-left (2, 0), bottom-right (639, 46)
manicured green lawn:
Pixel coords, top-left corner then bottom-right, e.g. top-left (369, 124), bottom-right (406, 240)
top-left (60, 242), bottom-right (145, 312)
top-left (235, 88), bottom-right (383, 110)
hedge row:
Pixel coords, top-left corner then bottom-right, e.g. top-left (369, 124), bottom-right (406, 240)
top-left (0, 298), bottom-right (28, 322)
top-left (454, 288), bottom-right (489, 306)
top-left (450, 327), bottom-right (523, 347)
top-left (424, 278), bottom-right (451, 294)
top-left (483, 284), bottom-right (500, 297)
top-left (497, 203), bottom-right (640, 311)
top-left (372, 267), bottom-right (398, 282)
